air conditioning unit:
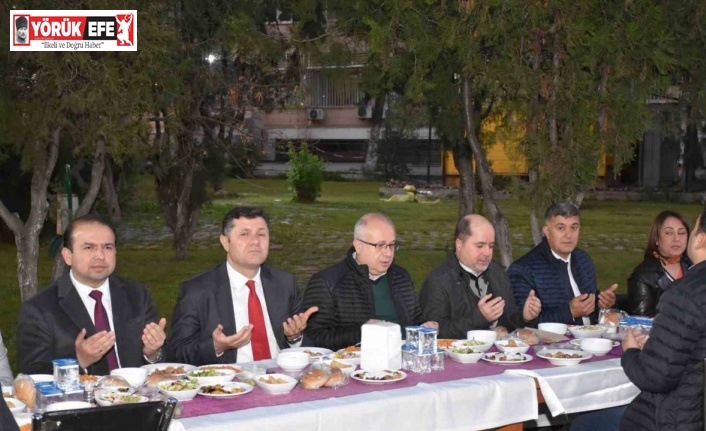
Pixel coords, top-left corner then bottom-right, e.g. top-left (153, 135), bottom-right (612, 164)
top-left (307, 108), bottom-right (325, 120)
top-left (357, 106), bottom-right (373, 119)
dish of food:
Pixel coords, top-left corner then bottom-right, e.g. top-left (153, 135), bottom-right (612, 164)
top-left (198, 364), bottom-right (242, 374)
top-left (569, 339), bottom-right (619, 347)
top-left (351, 370), bottom-right (407, 384)
top-left (333, 346), bottom-right (361, 359)
top-left (537, 349), bottom-right (592, 366)
top-left (255, 373), bottom-right (298, 395)
top-left (436, 339), bottom-right (457, 349)
top-left (450, 339), bottom-right (493, 353)
top-left (159, 379), bottom-right (199, 392)
top-left (198, 382), bottom-right (253, 398)
top-left (5, 397), bottom-right (26, 413)
top-left (279, 347), bottom-right (333, 362)
top-left (141, 363), bottom-right (197, 376)
top-left (96, 392), bottom-right (149, 407)
top-left (157, 379), bottom-right (199, 401)
top-left (79, 375), bottom-right (99, 383)
top-left (482, 352), bottom-right (533, 365)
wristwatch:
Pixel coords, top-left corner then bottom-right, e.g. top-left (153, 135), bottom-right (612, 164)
top-left (144, 347), bottom-right (164, 364)
top-left (287, 334), bottom-right (303, 344)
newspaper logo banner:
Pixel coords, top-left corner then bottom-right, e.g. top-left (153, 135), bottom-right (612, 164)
top-left (10, 10), bottom-right (137, 51)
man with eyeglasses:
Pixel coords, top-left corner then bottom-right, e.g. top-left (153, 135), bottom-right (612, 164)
top-left (302, 213), bottom-right (436, 350)
top-left (420, 214), bottom-right (542, 339)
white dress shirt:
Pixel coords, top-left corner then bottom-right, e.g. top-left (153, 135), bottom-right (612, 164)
top-left (70, 270), bottom-right (122, 367)
top-left (226, 264), bottom-right (282, 363)
top-left (550, 251), bottom-right (591, 325)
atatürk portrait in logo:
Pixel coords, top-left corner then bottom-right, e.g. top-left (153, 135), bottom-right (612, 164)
top-left (15, 16), bottom-right (29, 44)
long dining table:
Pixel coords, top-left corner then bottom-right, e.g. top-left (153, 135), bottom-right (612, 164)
top-left (178, 345), bottom-right (639, 431)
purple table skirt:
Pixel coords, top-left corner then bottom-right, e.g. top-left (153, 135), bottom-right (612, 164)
top-left (181, 345), bottom-right (624, 419)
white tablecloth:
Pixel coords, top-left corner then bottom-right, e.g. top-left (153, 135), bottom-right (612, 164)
top-left (180, 373), bottom-right (538, 431)
top-left (506, 358), bottom-right (639, 416)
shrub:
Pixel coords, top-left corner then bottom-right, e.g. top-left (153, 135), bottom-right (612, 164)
top-left (286, 144), bottom-right (324, 203)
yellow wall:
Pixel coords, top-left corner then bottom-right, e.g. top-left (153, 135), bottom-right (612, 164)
top-left (443, 118), bottom-right (606, 180)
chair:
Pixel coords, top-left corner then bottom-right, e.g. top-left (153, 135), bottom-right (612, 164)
top-left (31, 398), bottom-right (177, 431)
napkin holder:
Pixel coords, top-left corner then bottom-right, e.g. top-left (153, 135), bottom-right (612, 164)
top-left (361, 321), bottom-right (402, 370)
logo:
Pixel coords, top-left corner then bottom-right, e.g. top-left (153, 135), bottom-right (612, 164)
top-left (10, 10), bottom-right (137, 51)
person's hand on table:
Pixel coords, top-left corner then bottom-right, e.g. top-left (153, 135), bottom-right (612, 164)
top-left (598, 284), bottom-right (619, 309)
top-left (522, 290), bottom-right (542, 321)
top-left (478, 294), bottom-right (504, 322)
top-left (570, 293), bottom-right (595, 318)
top-left (213, 323), bottom-right (252, 355)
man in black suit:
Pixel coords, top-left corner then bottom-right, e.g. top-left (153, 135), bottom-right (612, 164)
top-left (169, 206), bottom-right (317, 365)
top-left (17, 214), bottom-right (167, 375)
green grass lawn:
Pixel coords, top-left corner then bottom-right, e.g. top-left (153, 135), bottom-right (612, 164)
top-left (0, 177), bottom-right (702, 372)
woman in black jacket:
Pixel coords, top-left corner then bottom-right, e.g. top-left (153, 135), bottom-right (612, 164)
top-left (626, 210), bottom-right (691, 316)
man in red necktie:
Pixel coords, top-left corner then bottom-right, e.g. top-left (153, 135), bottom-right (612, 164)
top-left (17, 214), bottom-right (168, 375)
top-left (169, 207), bottom-right (318, 365)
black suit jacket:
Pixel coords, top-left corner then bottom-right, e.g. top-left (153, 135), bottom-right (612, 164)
top-left (168, 262), bottom-right (302, 365)
top-left (420, 256), bottom-right (534, 339)
top-left (17, 273), bottom-right (161, 375)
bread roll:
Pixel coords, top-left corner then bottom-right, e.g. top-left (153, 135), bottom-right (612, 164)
top-left (603, 311), bottom-right (621, 326)
top-left (493, 326), bottom-right (508, 338)
top-left (146, 370), bottom-right (173, 388)
top-left (324, 368), bottom-right (347, 388)
top-left (97, 375), bottom-right (130, 388)
top-left (516, 328), bottom-right (540, 345)
top-left (13, 375), bottom-right (36, 409)
top-left (300, 369), bottom-right (329, 390)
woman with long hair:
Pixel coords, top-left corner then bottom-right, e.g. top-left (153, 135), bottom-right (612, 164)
top-left (626, 210), bottom-right (692, 316)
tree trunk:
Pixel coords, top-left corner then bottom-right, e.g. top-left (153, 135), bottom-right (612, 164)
top-left (461, 78), bottom-right (513, 268)
top-left (364, 93), bottom-right (387, 171)
top-left (530, 207), bottom-right (542, 246)
top-left (101, 156), bottom-right (122, 223)
top-left (52, 138), bottom-right (107, 281)
top-left (156, 127), bottom-right (202, 261)
top-left (453, 147), bottom-right (475, 218)
top-left (528, 168), bottom-right (542, 245)
top-left (0, 129), bottom-right (60, 301)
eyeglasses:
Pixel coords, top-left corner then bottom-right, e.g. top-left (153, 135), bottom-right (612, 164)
top-left (356, 239), bottom-right (400, 252)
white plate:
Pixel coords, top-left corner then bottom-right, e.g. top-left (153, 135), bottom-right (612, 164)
top-left (2, 386), bottom-right (13, 397)
top-left (198, 382), bottom-right (253, 398)
top-left (570, 339), bottom-right (619, 347)
top-left (279, 347), bottom-right (333, 362)
top-left (141, 363), bottom-right (197, 377)
top-left (537, 349), bottom-right (592, 366)
top-left (5, 397), bottom-right (26, 413)
top-left (481, 353), bottom-right (533, 365)
top-left (351, 370), bottom-right (407, 384)
top-left (30, 374), bottom-right (54, 383)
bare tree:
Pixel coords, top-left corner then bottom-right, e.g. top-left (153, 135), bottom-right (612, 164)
top-left (0, 130), bottom-right (60, 301)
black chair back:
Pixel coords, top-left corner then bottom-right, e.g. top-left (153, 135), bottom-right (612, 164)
top-left (31, 398), bottom-right (177, 431)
